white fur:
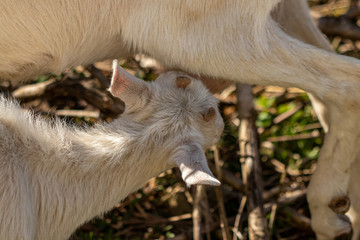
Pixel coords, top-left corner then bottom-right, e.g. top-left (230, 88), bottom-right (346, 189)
top-left (1, 0), bottom-right (360, 238)
top-left (0, 69), bottom-right (224, 240)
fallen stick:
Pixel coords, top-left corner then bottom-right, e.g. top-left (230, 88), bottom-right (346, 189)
top-left (264, 189), bottom-right (307, 214)
top-left (193, 185), bottom-right (204, 240)
top-left (281, 207), bottom-right (312, 232)
top-left (266, 130), bottom-right (321, 142)
top-left (55, 109), bottom-right (100, 118)
top-left (212, 145), bottom-right (232, 240)
top-left (208, 162), bottom-right (245, 192)
top-left (12, 79), bottom-right (55, 100)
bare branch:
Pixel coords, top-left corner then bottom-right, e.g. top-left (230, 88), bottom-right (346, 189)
top-left (193, 185), bottom-right (204, 240)
top-left (212, 145), bottom-right (232, 240)
top-left (318, 16), bottom-right (360, 40)
top-left (236, 83), bottom-right (268, 240)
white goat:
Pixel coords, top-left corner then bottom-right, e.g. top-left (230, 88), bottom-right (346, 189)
top-left (0, 61), bottom-right (224, 240)
top-left (1, 0), bottom-right (360, 238)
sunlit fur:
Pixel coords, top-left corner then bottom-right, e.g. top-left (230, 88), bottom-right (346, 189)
top-left (0, 72), bottom-right (223, 240)
top-left (1, 0), bottom-right (360, 238)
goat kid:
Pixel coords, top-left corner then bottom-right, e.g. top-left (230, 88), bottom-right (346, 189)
top-left (0, 61), bottom-right (224, 240)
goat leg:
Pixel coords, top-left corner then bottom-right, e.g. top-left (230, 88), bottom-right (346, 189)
top-left (155, 20), bottom-right (360, 239)
top-left (346, 154), bottom-right (360, 240)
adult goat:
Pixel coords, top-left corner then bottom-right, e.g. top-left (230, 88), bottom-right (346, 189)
top-left (0, 0), bottom-right (359, 238)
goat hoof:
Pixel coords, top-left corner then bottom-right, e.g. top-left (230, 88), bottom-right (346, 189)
top-left (329, 196), bottom-right (351, 215)
top-left (335, 215), bottom-right (352, 240)
top-left (335, 228), bottom-right (352, 240)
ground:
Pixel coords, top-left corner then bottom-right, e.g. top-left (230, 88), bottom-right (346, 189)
top-left (1, 1), bottom-right (359, 239)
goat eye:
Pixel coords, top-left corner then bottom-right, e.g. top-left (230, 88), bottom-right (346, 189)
top-left (176, 76), bottom-right (191, 89)
top-left (203, 107), bottom-right (216, 122)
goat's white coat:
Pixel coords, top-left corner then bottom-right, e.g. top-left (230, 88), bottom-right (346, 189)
top-left (0, 65), bottom-right (224, 240)
top-left (1, 0), bottom-right (360, 238)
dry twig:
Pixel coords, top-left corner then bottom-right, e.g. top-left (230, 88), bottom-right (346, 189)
top-left (12, 79), bottom-right (56, 100)
top-left (236, 83), bottom-right (268, 240)
top-left (281, 207), bottom-right (312, 232)
top-left (55, 109), bottom-right (100, 118)
top-left (264, 189), bottom-right (307, 214)
top-left (317, 0), bottom-right (360, 40)
top-left (233, 196), bottom-right (246, 240)
top-left (87, 64), bottom-right (111, 90)
top-left (193, 185), bottom-right (204, 240)
top-left (212, 145), bottom-right (232, 240)
top-left (208, 162), bottom-right (245, 192)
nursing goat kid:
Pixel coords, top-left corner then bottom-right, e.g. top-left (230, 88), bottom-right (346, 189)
top-left (0, 61), bottom-right (224, 240)
top-left (1, 0), bottom-right (360, 239)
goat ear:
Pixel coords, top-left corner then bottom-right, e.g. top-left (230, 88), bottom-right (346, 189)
top-left (109, 60), bottom-right (150, 110)
top-left (174, 143), bottom-right (220, 187)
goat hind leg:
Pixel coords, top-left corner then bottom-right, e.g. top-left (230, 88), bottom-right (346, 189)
top-left (207, 7), bottom-right (360, 239)
top-left (209, 25), bottom-right (360, 239)
top-left (273, 2), bottom-right (360, 238)
top-left (347, 155), bottom-right (360, 240)
top-left (191, 24), bottom-right (360, 238)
